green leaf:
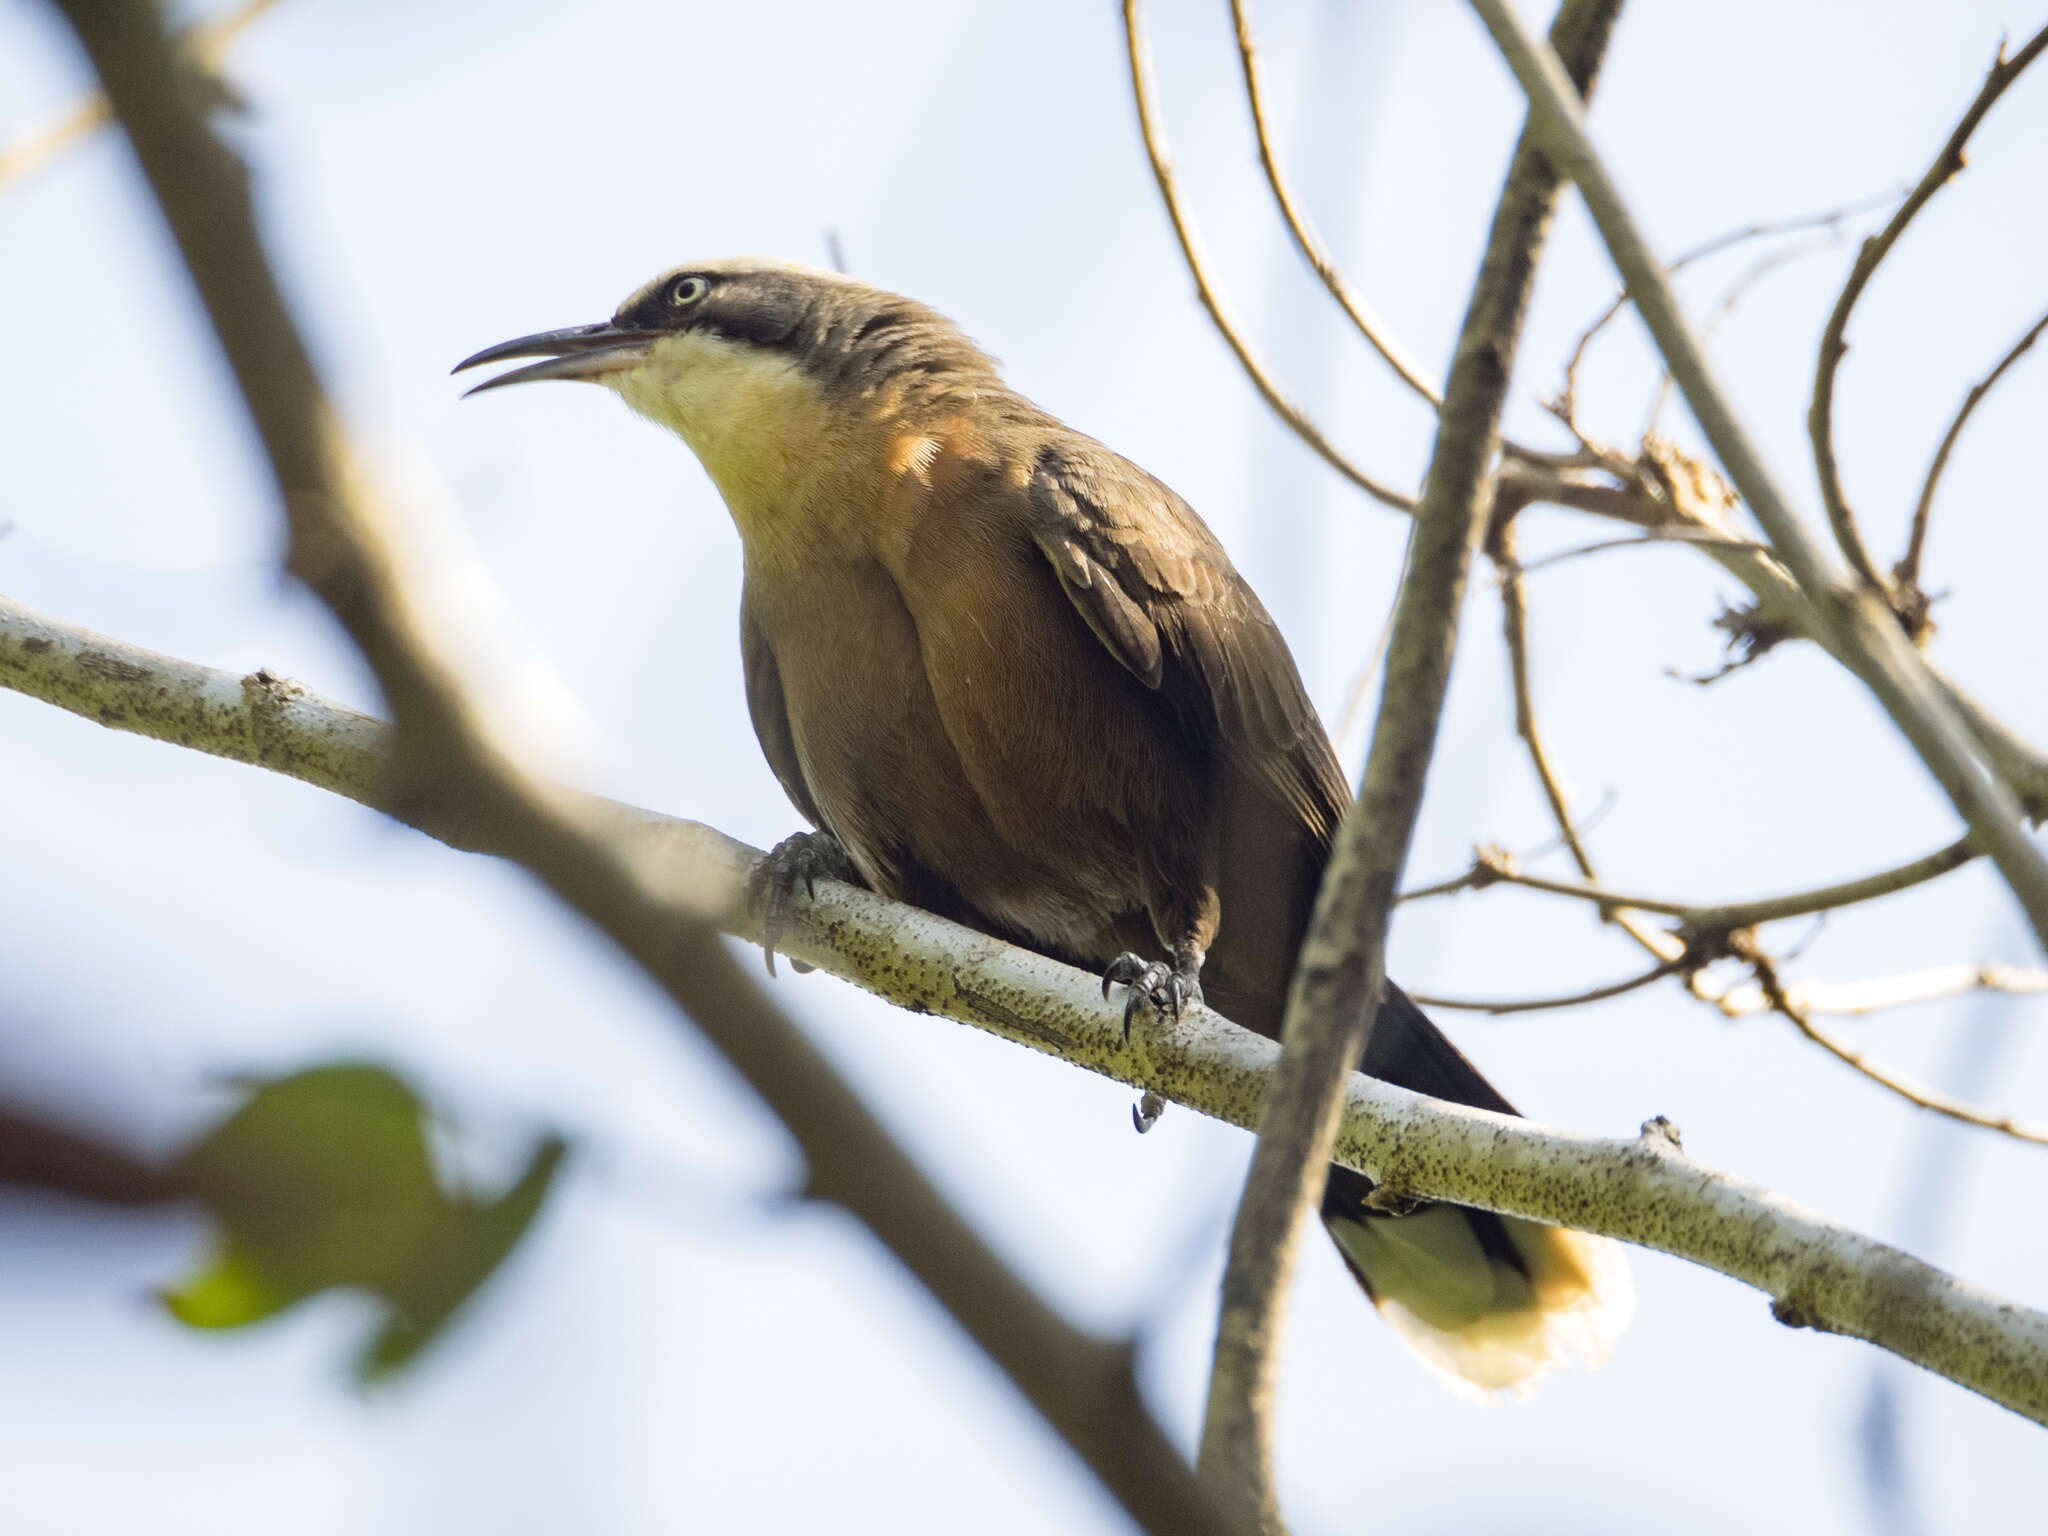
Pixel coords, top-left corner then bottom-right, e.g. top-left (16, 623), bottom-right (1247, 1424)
top-left (163, 1062), bottom-right (567, 1380)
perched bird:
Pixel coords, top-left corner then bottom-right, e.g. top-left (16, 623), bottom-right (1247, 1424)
top-left (457, 258), bottom-right (1630, 1393)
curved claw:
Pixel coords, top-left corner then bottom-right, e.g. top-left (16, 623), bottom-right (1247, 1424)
top-left (1101, 951), bottom-right (1203, 1041)
top-left (1132, 1091), bottom-right (1167, 1134)
top-left (747, 830), bottom-right (855, 977)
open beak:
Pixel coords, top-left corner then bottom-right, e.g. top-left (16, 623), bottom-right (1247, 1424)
top-left (452, 322), bottom-right (654, 397)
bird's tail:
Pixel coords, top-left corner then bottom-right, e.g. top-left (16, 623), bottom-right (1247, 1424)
top-left (1321, 983), bottom-right (1634, 1395)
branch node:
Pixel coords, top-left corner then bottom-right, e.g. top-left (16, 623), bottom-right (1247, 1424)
top-left (1638, 1116), bottom-right (1684, 1151)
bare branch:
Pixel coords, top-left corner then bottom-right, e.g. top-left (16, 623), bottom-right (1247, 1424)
top-left (1706, 960), bottom-right (2048, 1021)
top-left (49, 8), bottom-right (1239, 1533)
top-left (1122, 0), bottom-right (1417, 514)
top-left (1901, 303), bottom-right (2048, 590)
top-left (1558, 188), bottom-right (1897, 430)
top-left (1737, 946), bottom-right (2048, 1147)
top-left (9, 593), bottom-right (2048, 1421)
top-left (1194, 2), bottom-right (1623, 1525)
top-left (1470, 0), bottom-right (2048, 956)
top-left (1448, 835), bottom-right (1978, 932)
top-left (1809, 26), bottom-right (2048, 594)
top-left (1228, 0), bottom-right (1440, 408)
top-left (1491, 516), bottom-right (1685, 961)
top-left (1409, 956), bottom-right (1687, 1015)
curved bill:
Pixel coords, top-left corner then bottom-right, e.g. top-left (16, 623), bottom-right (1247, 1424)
top-left (453, 322), bottom-right (654, 397)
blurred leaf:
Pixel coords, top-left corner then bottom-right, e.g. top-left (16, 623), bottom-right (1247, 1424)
top-left (163, 1063), bottom-right (567, 1381)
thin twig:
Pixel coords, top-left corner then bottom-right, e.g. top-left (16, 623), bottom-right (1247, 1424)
top-left (1900, 303), bottom-right (2048, 589)
top-left (9, 593), bottom-right (2048, 1421)
top-left (1471, 0), bottom-right (2048, 956)
top-left (1558, 186), bottom-right (1900, 426)
top-left (1809, 25), bottom-right (2048, 593)
top-left (1511, 527), bottom-right (1758, 576)
top-left (1123, 0), bottom-right (1417, 514)
top-left (1447, 835), bottom-right (1978, 932)
top-left (0, 0), bottom-right (277, 191)
top-left (1491, 518), bottom-right (1683, 961)
top-left (1194, 2), bottom-right (1623, 1526)
top-left (1644, 232), bottom-right (1849, 438)
top-left (1409, 956), bottom-right (1687, 1014)
top-left (1228, 0), bottom-right (1440, 407)
top-left (1708, 960), bottom-right (2048, 1020)
top-left (51, 8), bottom-right (1240, 1533)
top-left (1742, 947), bottom-right (2048, 1146)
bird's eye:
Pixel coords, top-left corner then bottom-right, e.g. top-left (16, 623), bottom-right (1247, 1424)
top-left (671, 276), bottom-right (710, 307)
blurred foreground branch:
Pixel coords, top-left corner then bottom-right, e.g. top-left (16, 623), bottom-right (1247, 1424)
top-left (47, 5), bottom-right (1240, 1533)
top-left (6, 591), bottom-right (2048, 1426)
top-left (1192, 0), bottom-right (1620, 1526)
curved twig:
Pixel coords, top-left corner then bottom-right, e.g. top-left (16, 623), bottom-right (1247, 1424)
top-left (1559, 187), bottom-right (1900, 426)
top-left (1809, 25), bottom-right (2048, 593)
top-left (1123, 0), bottom-right (1417, 514)
top-left (1491, 518), bottom-right (1685, 961)
top-left (1449, 835), bottom-right (1978, 932)
top-left (1706, 960), bottom-right (2048, 1020)
top-left (1740, 948), bottom-right (2048, 1146)
top-left (1228, 0), bottom-right (1440, 408)
top-left (1901, 303), bottom-right (2048, 589)
top-left (1409, 956), bottom-right (1687, 1015)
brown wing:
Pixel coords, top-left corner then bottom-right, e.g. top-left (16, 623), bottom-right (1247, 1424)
top-left (1025, 439), bottom-right (1348, 848)
top-left (740, 590), bottom-right (825, 829)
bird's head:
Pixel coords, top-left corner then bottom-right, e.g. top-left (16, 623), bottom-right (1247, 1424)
top-left (455, 258), bottom-right (1004, 525)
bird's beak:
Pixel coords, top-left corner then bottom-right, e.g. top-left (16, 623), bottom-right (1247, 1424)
top-left (452, 322), bottom-right (655, 397)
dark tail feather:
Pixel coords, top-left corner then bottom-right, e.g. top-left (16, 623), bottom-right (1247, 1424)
top-left (1321, 983), bottom-right (1632, 1394)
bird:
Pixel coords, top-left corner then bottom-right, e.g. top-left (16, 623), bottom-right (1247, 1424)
top-left (455, 257), bottom-right (1631, 1394)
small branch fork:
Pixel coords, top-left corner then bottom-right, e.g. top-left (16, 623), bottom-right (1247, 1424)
top-left (1900, 303), bottom-right (2048, 594)
top-left (1809, 25), bottom-right (2048, 618)
top-left (1469, 0), bottom-right (2048, 963)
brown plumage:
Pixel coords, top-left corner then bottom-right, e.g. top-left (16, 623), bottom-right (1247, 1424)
top-left (457, 258), bottom-right (1630, 1393)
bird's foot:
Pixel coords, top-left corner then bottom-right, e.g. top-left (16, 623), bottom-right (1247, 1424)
top-left (1101, 947), bottom-right (1204, 1040)
top-left (747, 830), bottom-right (856, 977)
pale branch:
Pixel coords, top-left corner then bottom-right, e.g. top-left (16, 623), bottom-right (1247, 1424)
top-left (49, 7), bottom-right (1239, 1534)
top-left (1901, 302), bottom-right (2048, 591)
top-left (0, 0), bottom-right (277, 191)
top-left (1195, 2), bottom-right (1622, 1527)
top-left (1734, 947), bottom-right (2048, 1148)
top-left (1122, 0), bottom-right (1417, 514)
top-left (1469, 0), bottom-right (2048, 956)
top-left (1227, 0), bottom-right (1440, 409)
top-left (1432, 835), bottom-right (1980, 933)
top-left (1810, 25), bottom-right (2048, 595)
top-left (1705, 961), bottom-right (2048, 1021)
top-left (5, 593), bottom-right (2048, 1423)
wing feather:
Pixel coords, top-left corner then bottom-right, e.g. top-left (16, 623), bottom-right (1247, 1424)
top-left (1025, 441), bottom-right (1348, 845)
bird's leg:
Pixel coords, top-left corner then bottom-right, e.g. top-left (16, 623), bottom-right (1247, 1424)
top-left (746, 829), bottom-right (858, 977)
top-left (1101, 938), bottom-right (1206, 1040)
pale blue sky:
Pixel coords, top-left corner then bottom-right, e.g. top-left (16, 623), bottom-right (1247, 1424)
top-left (2, 2), bottom-right (2045, 1531)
